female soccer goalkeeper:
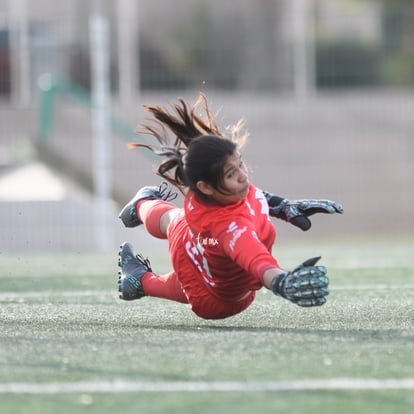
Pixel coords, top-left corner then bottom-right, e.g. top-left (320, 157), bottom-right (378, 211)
top-left (117, 94), bottom-right (343, 320)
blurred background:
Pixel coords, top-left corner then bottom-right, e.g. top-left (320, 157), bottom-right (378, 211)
top-left (0, 0), bottom-right (413, 253)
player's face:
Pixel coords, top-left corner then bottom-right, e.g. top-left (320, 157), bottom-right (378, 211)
top-left (207, 152), bottom-right (250, 205)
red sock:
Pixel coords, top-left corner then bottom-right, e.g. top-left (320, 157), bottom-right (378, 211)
top-left (141, 271), bottom-right (188, 303)
top-left (136, 199), bottom-right (176, 239)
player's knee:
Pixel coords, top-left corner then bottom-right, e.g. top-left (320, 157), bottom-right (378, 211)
top-left (140, 200), bottom-right (178, 239)
top-left (160, 208), bottom-right (182, 235)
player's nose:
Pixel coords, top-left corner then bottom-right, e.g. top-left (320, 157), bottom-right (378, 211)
top-left (239, 168), bottom-right (248, 182)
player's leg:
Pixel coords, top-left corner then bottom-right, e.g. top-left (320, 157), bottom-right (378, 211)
top-left (118, 241), bottom-right (255, 317)
top-left (141, 270), bottom-right (188, 303)
top-left (119, 182), bottom-right (178, 235)
top-left (137, 199), bottom-right (181, 238)
top-left (118, 242), bottom-right (188, 303)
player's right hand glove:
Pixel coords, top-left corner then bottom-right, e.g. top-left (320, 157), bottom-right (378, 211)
top-left (271, 256), bottom-right (329, 307)
top-left (263, 192), bottom-right (343, 231)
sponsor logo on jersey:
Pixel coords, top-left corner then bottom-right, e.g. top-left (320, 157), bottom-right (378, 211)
top-left (227, 222), bottom-right (247, 251)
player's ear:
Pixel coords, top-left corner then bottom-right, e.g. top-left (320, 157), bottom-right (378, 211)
top-left (196, 181), bottom-right (214, 196)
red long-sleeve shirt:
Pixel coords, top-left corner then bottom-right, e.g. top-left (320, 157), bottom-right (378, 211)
top-left (169, 184), bottom-right (280, 302)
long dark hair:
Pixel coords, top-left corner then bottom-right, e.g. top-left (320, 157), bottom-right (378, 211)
top-left (130, 93), bottom-right (249, 197)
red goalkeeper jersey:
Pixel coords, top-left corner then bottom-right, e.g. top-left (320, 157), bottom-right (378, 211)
top-left (168, 184), bottom-right (280, 302)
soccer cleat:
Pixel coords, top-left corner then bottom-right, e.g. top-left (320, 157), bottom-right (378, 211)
top-left (119, 182), bottom-right (177, 228)
top-left (118, 242), bottom-right (152, 301)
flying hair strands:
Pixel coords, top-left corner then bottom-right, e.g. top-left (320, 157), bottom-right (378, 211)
top-left (128, 93), bottom-right (249, 192)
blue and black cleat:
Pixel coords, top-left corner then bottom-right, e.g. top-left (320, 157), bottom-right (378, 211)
top-left (119, 182), bottom-right (177, 228)
top-left (118, 242), bottom-right (152, 301)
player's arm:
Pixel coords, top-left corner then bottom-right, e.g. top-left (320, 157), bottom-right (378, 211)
top-left (262, 191), bottom-right (344, 231)
top-left (218, 219), bottom-right (280, 285)
top-left (219, 224), bottom-right (329, 307)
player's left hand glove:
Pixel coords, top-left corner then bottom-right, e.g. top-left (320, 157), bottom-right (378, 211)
top-left (263, 191), bottom-right (344, 231)
top-left (271, 256), bottom-right (329, 307)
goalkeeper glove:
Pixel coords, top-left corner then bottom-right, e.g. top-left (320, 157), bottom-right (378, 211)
top-left (271, 256), bottom-right (329, 307)
top-left (263, 191), bottom-right (344, 231)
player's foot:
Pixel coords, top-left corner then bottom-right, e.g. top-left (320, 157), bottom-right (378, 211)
top-left (118, 242), bottom-right (152, 301)
top-left (119, 182), bottom-right (177, 227)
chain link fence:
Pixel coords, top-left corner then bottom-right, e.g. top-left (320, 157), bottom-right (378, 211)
top-left (0, 0), bottom-right (413, 251)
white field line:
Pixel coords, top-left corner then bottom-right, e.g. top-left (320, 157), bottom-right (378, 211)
top-left (1, 378), bottom-right (414, 394)
top-left (1, 284), bottom-right (414, 300)
top-left (0, 290), bottom-right (114, 299)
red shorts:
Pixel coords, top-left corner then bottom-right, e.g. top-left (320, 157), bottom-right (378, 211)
top-left (167, 210), bottom-right (256, 320)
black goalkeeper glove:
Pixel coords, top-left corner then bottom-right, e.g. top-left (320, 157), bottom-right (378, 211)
top-left (271, 256), bottom-right (329, 307)
top-left (262, 191), bottom-right (344, 231)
